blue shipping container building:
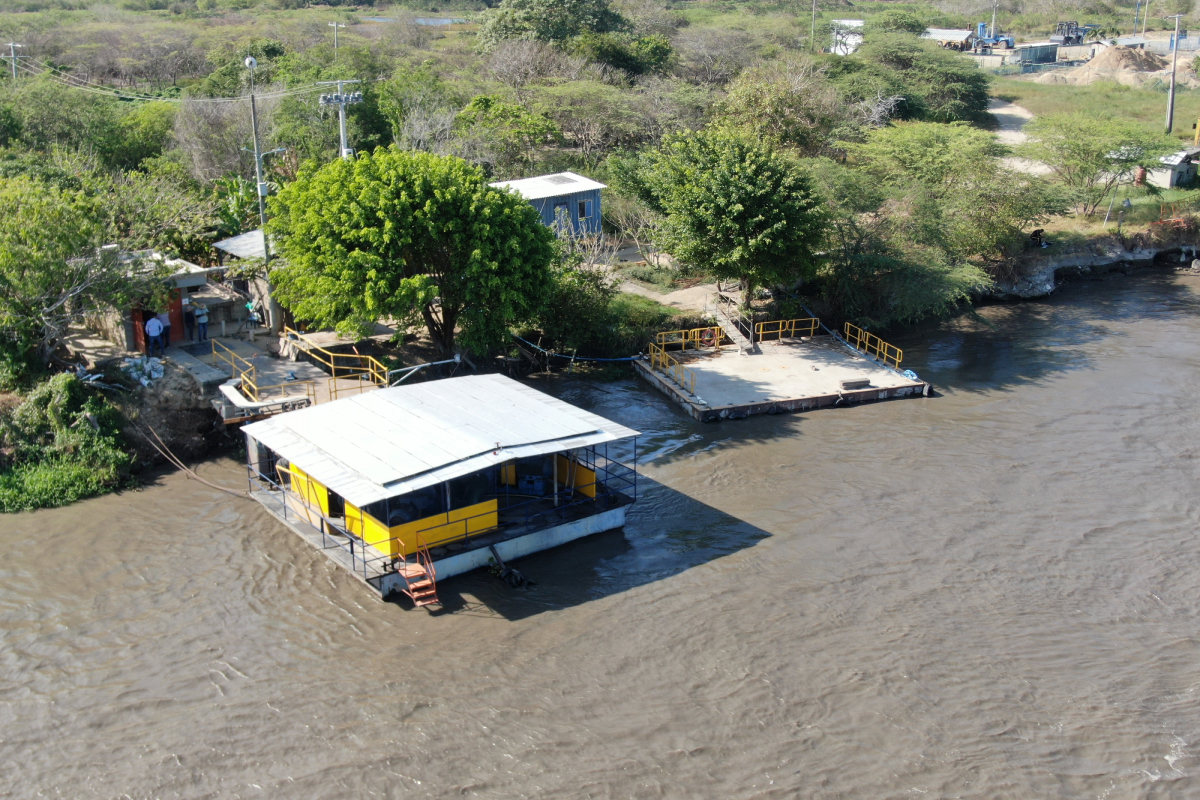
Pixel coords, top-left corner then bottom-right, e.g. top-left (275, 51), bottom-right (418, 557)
top-left (490, 172), bottom-right (606, 237)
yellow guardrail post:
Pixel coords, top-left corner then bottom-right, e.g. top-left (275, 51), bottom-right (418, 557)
top-left (843, 322), bottom-right (903, 368)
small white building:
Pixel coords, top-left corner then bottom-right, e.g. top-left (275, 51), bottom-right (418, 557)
top-left (1149, 149), bottom-right (1200, 189)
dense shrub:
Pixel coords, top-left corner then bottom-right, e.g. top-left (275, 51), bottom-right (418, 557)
top-left (0, 374), bottom-right (134, 512)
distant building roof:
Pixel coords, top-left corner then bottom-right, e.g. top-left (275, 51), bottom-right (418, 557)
top-left (924, 28), bottom-right (974, 42)
top-left (243, 374), bottom-right (639, 507)
top-left (1115, 36), bottom-right (1147, 46)
top-left (1161, 151), bottom-right (1192, 166)
top-left (831, 18), bottom-right (864, 27)
top-left (490, 171), bottom-right (607, 202)
top-left (1018, 41), bottom-right (1058, 48)
top-left (214, 229), bottom-right (267, 260)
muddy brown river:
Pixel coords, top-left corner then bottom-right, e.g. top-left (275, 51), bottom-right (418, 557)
top-left (4, 271), bottom-right (1200, 799)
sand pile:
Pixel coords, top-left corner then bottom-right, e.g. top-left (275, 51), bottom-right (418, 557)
top-left (1089, 45), bottom-right (1168, 71)
top-left (1036, 45), bottom-right (1200, 87)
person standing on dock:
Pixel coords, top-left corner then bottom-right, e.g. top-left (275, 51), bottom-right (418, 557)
top-left (156, 310), bottom-right (172, 346)
top-left (183, 298), bottom-right (196, 342)
top-left (195, 303), bottom-right (209, 342)
top-left (145, 314), bottom-right (165, 357)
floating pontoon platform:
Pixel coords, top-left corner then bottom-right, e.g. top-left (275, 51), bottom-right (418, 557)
top-left (635, 334), bottom-right (929, 422)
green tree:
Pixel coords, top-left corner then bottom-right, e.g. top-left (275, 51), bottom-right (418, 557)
top-left (0, 177), bottom-right (164, 365)
top-left (531, 81), bottom-right (640, 166)
top-left (611, 130), bottom-right (825, 303)
top-left (846, 122), bottom-right (1065, 261)
top-left (805, 158), bottom-right (991, 327)
top-left (478, 0), bottom-right (628, 50)
top-left (1019, 113), bottom-right (1177, 216)
top-left (865, 11), bottom-right (927, 36)
top-left (268, 147), bottom-right (557, 356)
top-left (713, 56), bottom-right (844, 156)
top-left (855, 33), bottom-right (991, 124)
top-left (455, 95), bottom-right (559, 173)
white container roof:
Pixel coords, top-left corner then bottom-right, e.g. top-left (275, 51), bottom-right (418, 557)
top-left (214, 229), bottom-right (267, 260)
top-left (243, 374), bottom-right (638, 507)
top-left (924, 28), bottom-right (974, 41)
top-left (490, 171), bottom-right (607, 201)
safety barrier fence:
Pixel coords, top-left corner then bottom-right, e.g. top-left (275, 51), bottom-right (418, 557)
top-left (755, 317), bottom-right (820, 341)
top-left (843, 322), bottom-right (903, 368)
top-left (283, 326), bottom-right (389, 400)
top-left (212, 339), bottom-right (317, 405)
top-left (655, 325), bottom-right (725, 351)
top-left (647, 341), bottom-right (697, 396)
top-left (248, 445), bottom-right (637, 583)
top-left (710, 291), bottom-right (755, 344)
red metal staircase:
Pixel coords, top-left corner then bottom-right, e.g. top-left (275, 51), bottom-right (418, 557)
top-left (396, 535), bottom-right (440, 608)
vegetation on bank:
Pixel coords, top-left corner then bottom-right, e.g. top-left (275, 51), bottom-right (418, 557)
top-left (2, 0), bottom-right (1200, 510)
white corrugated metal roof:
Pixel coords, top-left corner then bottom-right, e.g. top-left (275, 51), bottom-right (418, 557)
top-left (1161, 151), bottom-right (1191, 166)
top-left (490, 172), bottom-right (607, 201)
top-left (924, 28), bottom-right (974, 41)
top-left (243, 374), bottom-right (638, 506)
top-left (214, 229), bottom-right (267, 260)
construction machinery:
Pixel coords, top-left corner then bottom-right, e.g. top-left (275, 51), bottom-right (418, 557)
top-left (1050, 21), bottom-right (1097, 45)
top-left (974, 20), bottom-right (1015, 52)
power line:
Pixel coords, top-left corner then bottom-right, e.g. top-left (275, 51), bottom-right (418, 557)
top-left (15, 58), bottom-right (325, 104)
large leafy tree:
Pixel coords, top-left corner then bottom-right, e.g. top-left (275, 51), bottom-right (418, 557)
top-left (713, 56), bottom-right (844, 156)
top-left (611, 130), bottom-right (825, 303)
top-left (846, 122), bottom-right (1065, 261)
top-left (0, 177), bottom-right (164, 366)
top-left (268, 147), bottom-right (557, 356)
top-left (1019, 113), bottom-right (1177, 216)
top-left (854, 34), bottom-right (991, 125)
top-left (478, 0), bottom-right (628, 51)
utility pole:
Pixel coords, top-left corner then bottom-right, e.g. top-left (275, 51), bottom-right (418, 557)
top-left (245, 56), bottom-right (285, 333)
top-left (329, 22), bottom-right (346, 60)
top-left (1166, 14), bottom-right (1184, 134)
top-left (318, 80), bottom-right (363, 159)
top-left (5, 43), bottom-right (22, 81)
top-left (810, 0), bottom-right (817, 53)
top-left (990, 0), bottom-right (998, 39)
top-left (1142, 0), bottom-right (1151, 36)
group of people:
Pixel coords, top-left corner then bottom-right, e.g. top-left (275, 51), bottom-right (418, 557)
top-left (144, 299), bottom-right (209, 357)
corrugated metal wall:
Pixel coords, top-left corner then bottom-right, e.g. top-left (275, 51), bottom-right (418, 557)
top-left (530, 188), bottom-right (603, 236)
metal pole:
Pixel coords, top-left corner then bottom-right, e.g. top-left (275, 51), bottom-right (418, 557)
top-left (1133, 0), bottom-right (1142, 33)
top-left (337, 79), bottom-right (349, 157)
top-left (6, 43), bottom-right (21, 81)
top-left (1142, 1), bottom-right (1151, 36)
top-left (1167, 14), bottom-right (1183, 134)
top-left (990, 0), bottom-right (998, 39)
top-left (329, 22), bottom-right (345, 60)
top-left (810, 0), bottom-right (817, 52)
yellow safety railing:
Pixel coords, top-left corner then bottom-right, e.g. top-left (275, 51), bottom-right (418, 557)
top-left (755, 318), bottom-right (820, 341)
top-left (647, 341), bottom-right (696, 396)
top-left (843, 322), bottom-right (903, 368)
top-left (656, 325), bottom-right (725, 351)
top-left (212, 339), bottom-right (317, 406)
top-left (283, 326), bottom-right (389, 400)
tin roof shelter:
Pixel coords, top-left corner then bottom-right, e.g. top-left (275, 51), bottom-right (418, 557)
top-left (491, 171), bottom-right (606, 236)
top-left (243, 374), bottom-right (639, 607)
top-left (924, 28), bottom-right (975, 49)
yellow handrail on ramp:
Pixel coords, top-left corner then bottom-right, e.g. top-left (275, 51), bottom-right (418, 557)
top-left (647, 341), bottom-right (696, 396)
top-left (843, 322), bottom-right (903, 368)
top-left (655, 325), bottom-right (725, 350)
top-left (283, 326), bottom-right (389, 400)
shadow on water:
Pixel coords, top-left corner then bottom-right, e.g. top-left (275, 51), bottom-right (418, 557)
top-left (415, 473), bottom-right (771, 621)
top-left (890, 271), bottom-right (1200, 394)
top-left (524, 368), bottom-right (809, 468)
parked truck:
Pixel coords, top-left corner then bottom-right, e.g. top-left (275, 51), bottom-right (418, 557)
top-left (973, 20), bottom-right (1015, 52)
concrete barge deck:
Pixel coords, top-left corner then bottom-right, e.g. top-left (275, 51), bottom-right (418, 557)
top-left (634, 335), bottom-right (929, 421)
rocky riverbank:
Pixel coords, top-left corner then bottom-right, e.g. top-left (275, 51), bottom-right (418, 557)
top-left (990, 235), bottom-right (1200, 299)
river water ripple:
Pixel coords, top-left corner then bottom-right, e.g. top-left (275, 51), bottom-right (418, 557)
top-left (3, 272), bottom-right (1200, 798)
